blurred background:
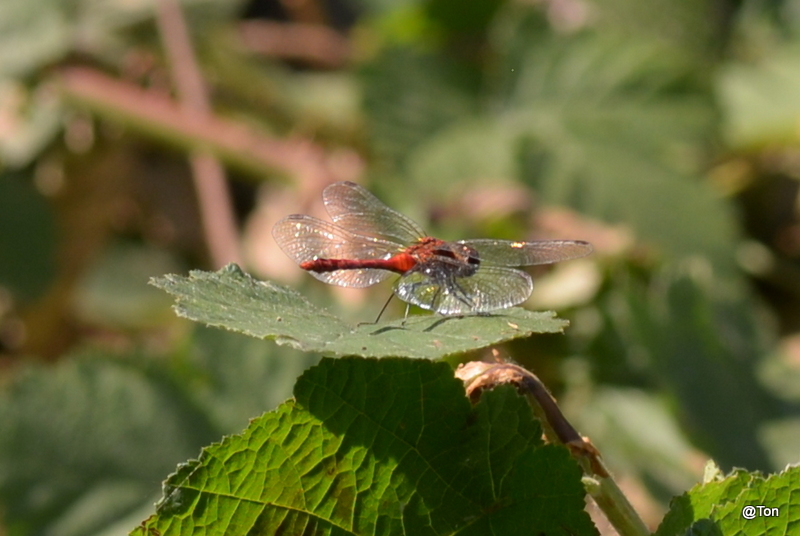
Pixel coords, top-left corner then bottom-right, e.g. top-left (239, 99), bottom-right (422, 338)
top-left (2, 0), bottom-right (800, 534)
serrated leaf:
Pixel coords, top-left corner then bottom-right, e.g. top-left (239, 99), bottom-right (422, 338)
top-left (656, 469), bottom-right (754, 536)
top-left (133, 358), bottom-right (598, 536)
top-left (656, 466), bottom-right (800, 536)
top-left (713, 467), bottom-right (800, 536)
top-left (152, 264), bottom-right (351, 343)
top-left (151, 264), bottom-right (570, 359)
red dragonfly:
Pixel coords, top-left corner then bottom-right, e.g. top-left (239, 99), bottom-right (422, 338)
top-left (272, 181), bottom-right (592, 316)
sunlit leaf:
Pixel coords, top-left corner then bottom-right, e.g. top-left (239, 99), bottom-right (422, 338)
top-left (655, 465), bottom-right (800, 536)
top-left (133, 358), bottom-right (598, 536)
top-left (151, 264), bottom-right (570, 359)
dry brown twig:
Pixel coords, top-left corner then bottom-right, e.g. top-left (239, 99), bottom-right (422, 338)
top-left (455, 354), bottom-right (650, 536)
top-left (155, 0), bottom-right (242, 268)
top-left (239, 21), bottom-right (350, 69)
top-left (58, 66), bottom-right (342, 182)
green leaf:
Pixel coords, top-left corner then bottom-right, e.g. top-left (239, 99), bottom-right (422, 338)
top-left (713, 467), bottom-right (800, 536)
top-left (401, 14), bottom-right (737, 275)
top-left (0, 172), bottom-right (57, 301)
top-left (133, 358), bottom-right (598, 536)
top-left (655, 465), bottom-right (800, 536)
top-left (427, 0), bottom-right (503, 35)
top-left (501, 31), bottom-right (736, 275)
top-left (655, 467), bottom-right (753, 536)
top-left (632, 269), bottom-right (778, 471)
top-left (0, 81), bottom-right (63, 167)
top-left (0, 0), bottom-right (70, 77)
top-left (0, 350), bottom-right (219, 536)
top-left (186, 326), bottom-right (321, 434)
top-left (0, 326), bottom-right (315, 536)
top-left (574, 388), bottom-right (708, 499)
top-left (361, 47), bottom-right (480, 166)
top-left (73, 242), bottom-right (182, 329)
top-left (718, 43), bottom-right (800, 149)
top-left (151, 264), bottom-right (570, 359)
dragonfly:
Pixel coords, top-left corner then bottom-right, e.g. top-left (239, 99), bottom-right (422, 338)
top-left (272, 181), bottom-right (593, 316)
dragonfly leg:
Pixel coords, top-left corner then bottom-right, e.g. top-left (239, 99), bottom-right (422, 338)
top-left (373, 292), bottom-right (395, 323)
top-left (449, 279), bottom-right (475, 311)
top-left (401, 302), bottom-right (411, 326)
top-left (429, 284), bottom-right (443, 313)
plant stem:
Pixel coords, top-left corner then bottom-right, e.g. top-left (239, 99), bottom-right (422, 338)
top-left (457, 359), bottom-right (652, 536)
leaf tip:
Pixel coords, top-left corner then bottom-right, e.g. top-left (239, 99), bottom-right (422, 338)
top-left (219, 262), bottom-right (246, 276)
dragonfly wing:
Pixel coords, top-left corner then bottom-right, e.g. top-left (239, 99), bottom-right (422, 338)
top-left (311, 266), bottom-right (391, 288)
top-left (322, 181), bottom-right (426, 245)
top-left (394, 265), bottom-right (533, 315)
top-left (272, 215), bottom-right (401, 288)
top-left (459, 239), bottom-right (593, 267)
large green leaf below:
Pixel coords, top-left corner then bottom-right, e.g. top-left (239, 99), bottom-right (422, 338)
top-left (132, 357), bottom-right (598, 536)
top-left (151, 264), bottom-right (570, 359)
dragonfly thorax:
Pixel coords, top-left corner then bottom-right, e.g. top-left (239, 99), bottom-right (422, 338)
top-left (408, 238), bottom-right (480, 278)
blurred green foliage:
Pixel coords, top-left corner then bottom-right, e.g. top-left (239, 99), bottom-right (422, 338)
top-left (1, 0), bottom-right (800, 534)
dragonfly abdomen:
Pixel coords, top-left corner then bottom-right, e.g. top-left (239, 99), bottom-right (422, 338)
top-left (300, 253), bottom-right (416, 274)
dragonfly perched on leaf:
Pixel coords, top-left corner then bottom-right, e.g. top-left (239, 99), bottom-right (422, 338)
top-left (272, 181), bottom-right (592, 316)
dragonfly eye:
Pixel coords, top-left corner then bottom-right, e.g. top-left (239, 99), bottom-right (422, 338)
top-left (433, 248), bottom-right (457, 260)
top-left (461, 245), bottom-right (480, 266)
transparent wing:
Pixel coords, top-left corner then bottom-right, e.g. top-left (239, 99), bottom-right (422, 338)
top-left (394, 265), bottom-right (533, 315)
top-left (459, 239), bottom-right (593, 267)
top-left (323, 181), bottom-right (426, 245)
top-left (272, 215), bottom-right (403, 288)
